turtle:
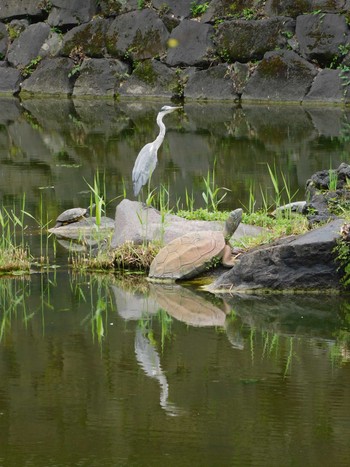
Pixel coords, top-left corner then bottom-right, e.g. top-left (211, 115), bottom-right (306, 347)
top-left (53, 207), bottom-right (90, 228)
top-left (148, 208), bottom-right (243, 282)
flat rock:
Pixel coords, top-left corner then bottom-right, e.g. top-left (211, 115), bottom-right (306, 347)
top-left (61, 17), bottom-right (108, 58)
top-left (110, 199), bottom-right (264, 249)
top-left (215, 17), bottom-right (294, 63)
top-left (48, 0), bottom-right (97, 28)
top-left (7, 22), bottom-right (51, 68)
top-left (0, 0), bottom-right (43, 21)
top-left (304, 68), bottom-right (350, 104)
top-left (0, 67), bottom-right (21, 95)
top-left (152, 0), bottom-right (192, 18)
top-left (106, 9), bottom-right (169, 61)
top-left (48, 216), bottom-right (115, 242)
top-left (208, 218), bottom-right (344, 293)
top-left (184, 64), bottom-right (238, 101)
top-left (119, 59), bottom-right (178, 98)
top-left (73, 58), bottom-right (129, 97)
top-left (20, 57), bottom-right (75, 96)
top-left (296, 13), bottom-right (349, 67)
top-left (242, 50), bottom-right (318, 102)
top-left (165, 20), bottom-right (214, 67)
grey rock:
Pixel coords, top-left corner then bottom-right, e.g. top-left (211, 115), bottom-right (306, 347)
top-left (165, 20), bottom-right (214, 67)
top-left (106, 9), bottom-right (169, 61)
top-left (48, 0), bottom-right (97, 27)
top-left (73, 58), bottom-right (129, 97)
top-left (242, 50), bottom-right (318, 102)
top-left (48, 216), bottom-right (114, 244)
top-left (0, 97), bottom-right (22, 122)
top-left (264, 0), bottom-right (313, 17)
top-left (296, 13), bottom-right (349, 67)
top-left (110, 199), bottom-right (263, 249)
top-left (184, 64), bottom-right (238, 101)
top-left (99, 0), bottom-right (139, 16)
top-left (61, 17), bottom-right (109, 58)
top-left (202, 0), bottom-right (262, 22)
top-left (0, 0), bottom-right (42, 21)
top-left (7, 22), bottom-right (51, 68)
top-left (39, 31), bottom-right (63, 58)
top-left (208, 218), bottom-right (344, 293)
top-left (119, 59), bottom-right (178, 98)
top-left (7, 19), bottom-right (29, 36)
top-left (304, 69), bottom-right (350, 104)
top-left (215, 17), bottom-right (294, 63)
top-left (0, 22), bottom-right (8, 59)
top-left (0, 67), bottom-right (21, 95)
top-left (20, 57), bottom-right (74, 96)
top-left (152, 0), bottom-right (192, 18)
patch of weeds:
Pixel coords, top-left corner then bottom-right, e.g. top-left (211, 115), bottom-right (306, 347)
top-left (242, 8), bottom-right (255, 20)
top-left (68, 45), bottom-right (85, 78)
top-left (190, 1), bottom-right (209, 17)
top-left (37, 0), bottom-right (52, 13)
top-left (6, 25), bottom-right (20, 41)
top-left (21, 55), bottom-right (42, 78)
top-left (113, 241), bottom-right (161, 271)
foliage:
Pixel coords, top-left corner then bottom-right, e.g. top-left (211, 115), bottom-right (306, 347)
top-left (22, 56), bottom-right (42, 78)
top-left (190, 1), bottom-right (209, 17)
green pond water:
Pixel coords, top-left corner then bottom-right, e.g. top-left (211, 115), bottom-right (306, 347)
top-left (0, 98), bottom-right (350, 466)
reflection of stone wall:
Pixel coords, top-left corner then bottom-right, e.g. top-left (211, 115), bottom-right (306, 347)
top-left (1, 1), bottom-right (350, 103)
top-left (1, 98), bottom-right (349, 218)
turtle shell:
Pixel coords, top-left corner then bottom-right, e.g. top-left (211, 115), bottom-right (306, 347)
top-left (55, 207), bottom-right (87, 226)
top-left (148, 230), bottom-right (226, 281)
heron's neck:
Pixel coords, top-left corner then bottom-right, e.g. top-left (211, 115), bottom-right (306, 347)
top-left (154, 112), bottom-right (167, 147)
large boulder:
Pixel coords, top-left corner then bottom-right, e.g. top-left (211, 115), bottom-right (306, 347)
top-left (215, 17), bottom-right (294, 63)
top-left (73, 58), bottom-right (129, 97)
top-left (0, 22), bottom-right (8, 59)
top-left (0, 66), bottom-right (21, 95)
top-left (61, 17), bottom-right (108, 58)
top-left (20, 57), bottom-right (75, 96)
top-left (304, 69), bottom-right (350, 104)
top-left (296, 13), bottom-right (349, 67)
top-left (7, 22), bottom-right (51, 68)
top-left (110, 199), bottom-right (263, 248)
top-left (208, 218), bottom-right (344, 293)
top-left (242, 50), bottom-right (318, 102)
top-left (106, 9), bottom-right (169, 61)
top-left (48, 0), bottom-right (97, 28)
top-left (119, 60), bottom-right (178, 99)
top-left (184, 64), bottom-right (238, 100)
top-left (0, 0), bottom-right (43, 21)
top-left (165, 20), bottom-right (215, 67)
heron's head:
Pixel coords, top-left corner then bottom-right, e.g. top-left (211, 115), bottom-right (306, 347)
top-left (160, 105), bottom-right (182, 113)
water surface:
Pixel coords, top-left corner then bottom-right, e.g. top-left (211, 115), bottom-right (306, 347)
top-left (1, 98), bottom-right (350, 466)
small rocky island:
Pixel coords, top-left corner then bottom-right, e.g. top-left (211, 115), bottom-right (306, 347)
top-left (50, 163), bottom-right (350, 294)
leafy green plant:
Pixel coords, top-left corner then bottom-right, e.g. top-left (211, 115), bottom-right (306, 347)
top-left (242, 8), bottom-right (254, 20)
top-left (202, 160), bottom-right (230, 211)
top-left (68, 64), bottom-right (81, 79)
top-left (328, 168), bottom-right (338, 191)
top-left (190, 1), bottom-right (209, 17)
top-left (22, 56), bottom-right (42, 78)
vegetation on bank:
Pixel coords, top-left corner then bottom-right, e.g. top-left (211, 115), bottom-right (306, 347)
top-left (1, 164), bottom-right (349, 280)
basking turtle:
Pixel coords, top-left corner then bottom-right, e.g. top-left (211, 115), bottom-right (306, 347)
top-left (148, 208), bottom-right (243, 282)
top-left (54, 207), bottom-right (90, 228)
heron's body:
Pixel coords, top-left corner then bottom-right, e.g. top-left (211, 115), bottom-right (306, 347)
top-left (132, 105), bottom-right (181, 197)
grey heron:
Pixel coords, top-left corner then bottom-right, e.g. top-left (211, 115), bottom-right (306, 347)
top-left (132, 105), bottom-right (181, 197)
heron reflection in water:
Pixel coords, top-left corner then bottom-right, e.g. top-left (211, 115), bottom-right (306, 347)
top-left (132, 105), bottom-right (181, 197)
top-left (135, 326), bottom-right (182, 416)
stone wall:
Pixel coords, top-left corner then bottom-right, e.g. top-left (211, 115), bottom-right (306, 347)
top-left (1, 0), bottom-right (350, 103)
